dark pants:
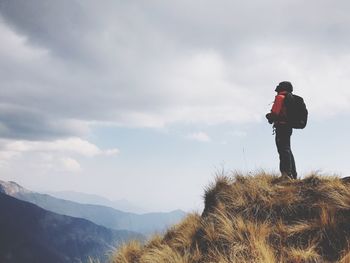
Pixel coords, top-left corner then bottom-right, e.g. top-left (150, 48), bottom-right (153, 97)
top-left (275, 125), bottom-right (297, 179)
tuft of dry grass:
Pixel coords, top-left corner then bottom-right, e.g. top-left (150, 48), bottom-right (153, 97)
top-left (112, 172), bottom-right (350, 263)
top-left (111, 240), bottom-right (143, 263)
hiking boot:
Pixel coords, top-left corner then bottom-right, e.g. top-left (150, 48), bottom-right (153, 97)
top-left (280, 172), bottom-right (292, 180)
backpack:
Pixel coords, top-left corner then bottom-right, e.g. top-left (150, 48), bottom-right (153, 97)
top-left (284, 93), bottom-right (308, 129)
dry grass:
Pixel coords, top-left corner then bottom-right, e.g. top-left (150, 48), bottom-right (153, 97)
top-left (112, 172), bottom-right (350, 263)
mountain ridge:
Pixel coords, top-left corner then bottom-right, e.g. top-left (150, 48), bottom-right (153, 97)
top-left (0, 192), bottom-right (143, 263)
top-left (47, 190), bottom-right (146, 213)
top-left (0, 179), bottom-right (186, 235)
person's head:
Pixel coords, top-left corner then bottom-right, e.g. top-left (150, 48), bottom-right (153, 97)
top-left (275, 81), bottom-right (293, 93)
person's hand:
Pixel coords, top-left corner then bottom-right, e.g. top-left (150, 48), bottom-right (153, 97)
top-left (265, 113), bottom-right (274, 124)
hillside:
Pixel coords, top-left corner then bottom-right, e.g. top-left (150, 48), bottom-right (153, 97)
top-left (113, 173), bottom-right (350, 263)
top-left (0, 193), bottom-right (143, 263)
top-left (0, 180), bottom-right (186, 235)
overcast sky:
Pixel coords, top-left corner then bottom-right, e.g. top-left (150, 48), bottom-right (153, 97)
top-left (1, 0), bottom-right (350, 212)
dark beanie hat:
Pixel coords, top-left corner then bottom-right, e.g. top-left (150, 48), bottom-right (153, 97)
top-left (275, 81), bottom-right (293, 92)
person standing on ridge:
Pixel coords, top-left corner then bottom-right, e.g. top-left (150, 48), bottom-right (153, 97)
top-left (266, 81), bottom-right (297, 179)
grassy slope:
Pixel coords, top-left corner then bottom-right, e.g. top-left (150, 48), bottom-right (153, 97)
top-left (112, 173), bottom-right (350, 263)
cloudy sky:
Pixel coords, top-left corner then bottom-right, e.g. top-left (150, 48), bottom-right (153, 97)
top-left (1, 0), bottom-right (350, 212)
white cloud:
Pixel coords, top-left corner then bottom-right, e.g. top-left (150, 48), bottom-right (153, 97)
top-left (104, 149), bottom-right (120, 156)
top-left (0, 137), bottom-right (119, 172)
top-left (187, 132), bottom-right (211, 142)
top-left (1, 137), bottom-right (119, 157)
top-left (59, 157), bottom-right (81, 173)
top-left (230, 131), bottom-right (247, 137)
top-left (0, 150), bottom-right (20, 164)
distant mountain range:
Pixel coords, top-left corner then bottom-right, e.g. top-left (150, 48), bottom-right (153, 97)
top-left (0, 180), bottom-right (186, 235)
top-left (47, 190), bottom-right (146, 213)
top-left (0, 193), bottom-right (143, 263)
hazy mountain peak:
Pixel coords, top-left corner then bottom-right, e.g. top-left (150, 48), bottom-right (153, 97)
top-left (0, 180), bottom-right (30, 196)
top-left (47, 190), bottom-right (147, 213)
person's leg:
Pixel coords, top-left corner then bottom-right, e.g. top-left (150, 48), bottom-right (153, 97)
top-left (291, 152), bottom-right (297, 179)
top-left (275, 126), bottom-right (293, 178)
top-left (289, 129), bottom-right (297, 179)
